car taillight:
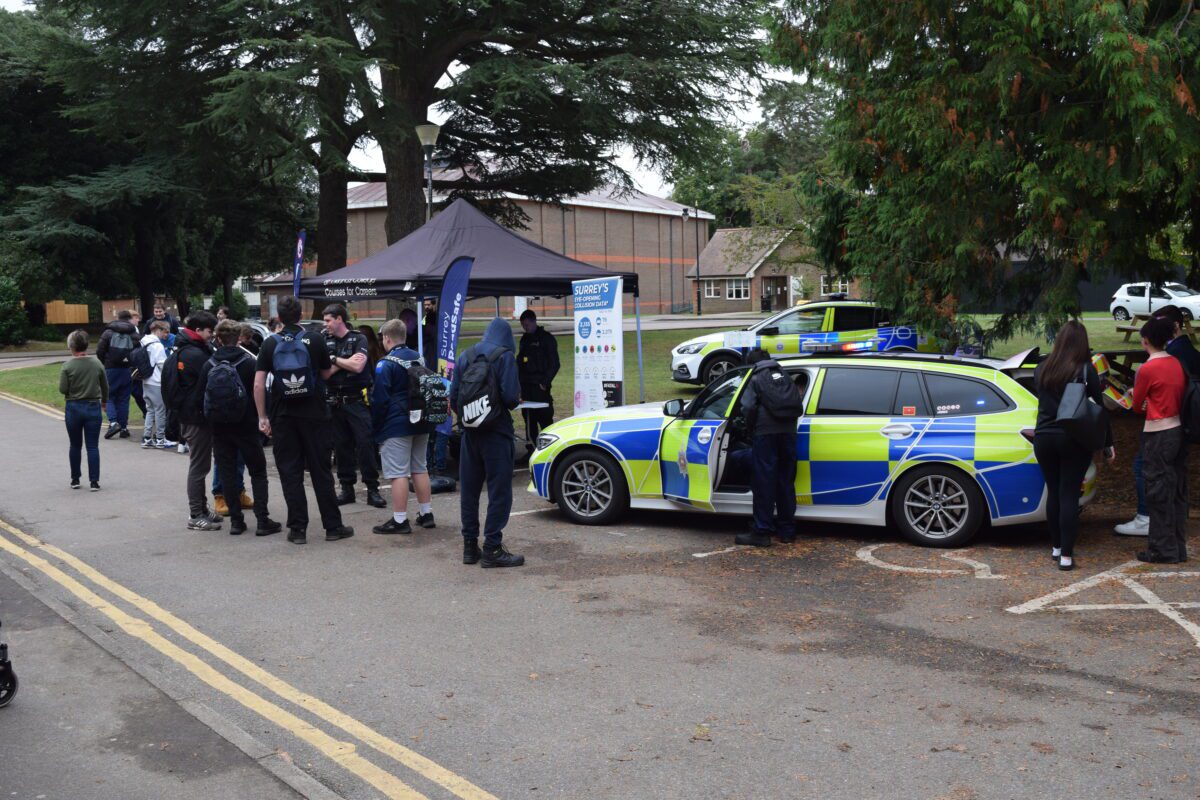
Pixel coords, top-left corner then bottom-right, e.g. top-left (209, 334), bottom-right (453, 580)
top-left (1020, 428), bottom-right (1035, 443)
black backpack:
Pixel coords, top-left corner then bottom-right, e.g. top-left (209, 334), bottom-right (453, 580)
top-left (203, 354), bottom-right (250, 424)
top-left (160, 349), bottom-right (185, 410)
top-left (385, 355), bottom-right (450, 427)
top-left (108, 328), bottom-right (136, 365)
top-left (456, 349), bottom-right (507, 430)
top-left (1173, 355), bottom-right (1200, 444)
top-left (129, 343), bottom-right (154, 381)
top-left (754, 366), bottom-right (805, 419)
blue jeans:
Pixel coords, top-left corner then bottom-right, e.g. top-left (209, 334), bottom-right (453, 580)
top-left (213, 450), bottom-right (245, 496)
top-left (751, 432), bottom-right (797, 538)
top-left (1134, 440), bottom-right (1147, 517)
top-left (65, 400), bottom-right (102, 482)
top-left (459, 429), bottom-right (514, 549)
top-left (105, 368), bottom-right (132, 429)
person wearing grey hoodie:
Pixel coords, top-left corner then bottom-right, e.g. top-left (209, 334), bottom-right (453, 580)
top-left (450, 318), bottom-right (524, 567)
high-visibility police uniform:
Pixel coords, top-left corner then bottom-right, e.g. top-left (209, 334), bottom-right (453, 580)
top-left (325, 329), bottom-right (381, 503)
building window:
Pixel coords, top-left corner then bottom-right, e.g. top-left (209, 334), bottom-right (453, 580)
top-left (703, 280), bottom-right (722, 299)
top-left (820, 275), bottom-right (850, 296)
top-left (726, 278), bottom-right (750, 300)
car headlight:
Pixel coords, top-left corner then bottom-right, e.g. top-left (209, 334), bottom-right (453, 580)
top-left (535, 433), bottom-right (559, 451)
top-left (675, 342), bottom-right (705, 355)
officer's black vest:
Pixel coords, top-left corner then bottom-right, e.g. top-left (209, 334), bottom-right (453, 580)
top-left (326, 331), bottom-right (373, 392)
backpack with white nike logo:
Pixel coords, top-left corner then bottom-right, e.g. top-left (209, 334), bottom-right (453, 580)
top-left (204, 353), bottom-right (250, 424)
top-left (271, 332), bottom-right (315, 402)
top-left (456, 349), bottom-right (506, 430)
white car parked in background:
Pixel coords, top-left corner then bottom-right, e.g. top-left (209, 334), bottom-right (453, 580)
top-left (1110, 282), bottom-right (1200, 320)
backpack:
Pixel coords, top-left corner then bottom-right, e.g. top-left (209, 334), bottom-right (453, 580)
top-left (203, 354), bottom-right (250, 424)
top-left (456, 349), bottom-right (507, 430)
top-left (1173, 355), bottom-right (1200, 444)
top-left (754, 366), bottom-right (805, 419)
top-left (160, 349), bottom-right (185, 410)
top-left (108, 328), bottom-right (136, 364)
top-left (129, 343), bottom-right (155, 381)
top-left (383, 355), bottom-right (450, 428)
top-left (271, 332), bottom-right (316, 402)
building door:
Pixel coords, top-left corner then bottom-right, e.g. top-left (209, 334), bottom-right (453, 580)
top-left (761, 276), bottom-right (788, 312)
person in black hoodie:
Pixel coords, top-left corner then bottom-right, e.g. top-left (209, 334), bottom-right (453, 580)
top-left (95, 309), bottom-right (140, 439)
top-left (735, 349), bottom-right (804, 548)
top-left (517, 310), bottom-right (560, 453)
top-left (196, 321), bottom-right (281, 537)
top-left (140, 302), bottom-right (180, 336)
top-left (450, 318), bottom-right (523, 568)
top-left (169, 310), bottom-right (222, 531)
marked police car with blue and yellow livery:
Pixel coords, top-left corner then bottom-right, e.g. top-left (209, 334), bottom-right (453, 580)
top-left (671, 299), bottom-right (941, 385)
top-left (530, 351), bottom-right (1095, 547)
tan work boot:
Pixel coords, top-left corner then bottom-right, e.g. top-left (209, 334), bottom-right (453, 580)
top-left (239, 491), bottom-right (253, 510)
top-left (213, 494), bottom-right (230, 517)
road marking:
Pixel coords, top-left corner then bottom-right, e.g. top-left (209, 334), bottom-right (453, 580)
top-left (0, 526), bottom-right (427, 799)
top-left (509, 508), bottom-right (549, 517)
top-left (940, 552), bottom-right (1006, 580)
top-left (1007, 561), bottom-right (1200, 651)
top-left (692, 545), bottom-right (748, 559)
top-left (0, 519), bottom-right (499, 800)
top-left (855, 543), bottom-right (1009, 578)
top-left (0, 390), bottom-right (65, 420)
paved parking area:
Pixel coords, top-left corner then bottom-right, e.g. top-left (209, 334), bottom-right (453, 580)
top-left (0, 395), bottom-right (1197, 799)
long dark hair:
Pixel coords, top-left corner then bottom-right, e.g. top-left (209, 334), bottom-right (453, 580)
top-left (357, 324), bottom-right (383, 368)
top-left (1040, 320), bottom-right (1091, 394)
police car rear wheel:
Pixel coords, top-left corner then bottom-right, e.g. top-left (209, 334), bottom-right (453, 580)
top-left (891, 467), bottom-right (982, 547)
top-left (702, 353), bottom-right (740, 384)
top-left (554, 450), bottom-right (628, 525)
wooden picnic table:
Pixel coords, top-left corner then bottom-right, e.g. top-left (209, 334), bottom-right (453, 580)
top-left (1117, 312), bottom-right (1200, 343)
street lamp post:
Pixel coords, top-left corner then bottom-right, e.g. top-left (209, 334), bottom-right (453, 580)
top-left (415, 122), bottom-right (441, 223)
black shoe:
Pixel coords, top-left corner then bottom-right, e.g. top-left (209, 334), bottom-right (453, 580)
top-left (118, 427), bottom-right (131, 439)
top-left (336, 486), bottom-right (356, 505)
top-left (366, 489), bottom-right (386, 508)
top-left (325, 525), bottom-right (355, 541)
top-left (89, 481), bottom-right (101, 492)
top-left (229, 520), bottom-right (247, 536)
top-left (70, 478), bottom-right (80, 490)
top-left (372, 519), bottom-right (412, 535)
top-left (416, 512), bottom-right (436, 529)
top-left (481, 545), bottom-right (525, 568)
top-left (255, 519), bottom-right (282, 536)
top-left (104, 423), bottom-right (120, 439)
top-left (287, 529), bottom-right (306, 545)
top-left (463, 540), bottom-right (482, 565)
top-left (1058, 558), bottom-right (1076, 571)
top-left (776, 535), bottom-right (796, 544)
top-left (735, 532), bottom-right (772, 547)
top-left (1137, 550), bottom-right (1181, 564)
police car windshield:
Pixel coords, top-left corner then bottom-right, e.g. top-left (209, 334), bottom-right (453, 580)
top-left (687, 370), bottom-right (748, 420)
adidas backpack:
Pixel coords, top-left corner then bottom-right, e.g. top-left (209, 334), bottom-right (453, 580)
top-left (271, 332), bottom-right (316, 402)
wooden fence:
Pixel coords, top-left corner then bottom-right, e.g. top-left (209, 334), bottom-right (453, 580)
top-left (44, 300), bottom-right (90, 325)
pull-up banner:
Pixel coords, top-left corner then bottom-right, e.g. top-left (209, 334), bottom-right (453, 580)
top-left (291, 229), bottom-right (306, 297)
top-left (436, 256), bottom-right (474, 381)
top-left (572, 276), bottom-right (623, 414)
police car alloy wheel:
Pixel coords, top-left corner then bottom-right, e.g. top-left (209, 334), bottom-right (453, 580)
top-left (702, 353), bottom-right (740, 385)
top-left (553, 449), bottom-right (629, 525)
top-left (890, 466), bottom-right (983, 547)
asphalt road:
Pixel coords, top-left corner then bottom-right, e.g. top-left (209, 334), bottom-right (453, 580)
top-left (0, 393), bottom-right (1198, 799)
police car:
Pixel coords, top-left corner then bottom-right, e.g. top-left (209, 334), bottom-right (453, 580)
top-left (529, 351), bottom-right (1096, 547)
top-left (671, 299), bottom-right (939, 385)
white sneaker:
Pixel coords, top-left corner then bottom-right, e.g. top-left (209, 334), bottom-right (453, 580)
top-left (1114, 514), bottom-right (1149, 536)
top-left (177, 442), bottom-right (190, 454)
top-left (141, 438), bottom-right (154, 449)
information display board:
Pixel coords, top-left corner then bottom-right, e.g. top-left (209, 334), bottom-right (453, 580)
top-left (572, 277), bottom-right (624, 414)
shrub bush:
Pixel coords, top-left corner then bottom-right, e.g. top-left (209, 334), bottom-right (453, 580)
top-left (0, 276), bottom-right (28, 346)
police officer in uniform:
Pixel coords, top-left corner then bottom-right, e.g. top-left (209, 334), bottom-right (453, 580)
top-left (322, 303), bottom-right (386, 508)
top-left (517, 310), bottom-right (560, 453)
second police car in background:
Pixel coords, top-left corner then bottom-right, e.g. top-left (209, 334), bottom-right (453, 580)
top-left (530, 350), bottom-right (1096, 548)
top-left (671, 298), bottom-right (940, 385)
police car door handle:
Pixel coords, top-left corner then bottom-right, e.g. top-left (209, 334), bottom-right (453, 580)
top-left (880, 423), bottom-right (914, 439)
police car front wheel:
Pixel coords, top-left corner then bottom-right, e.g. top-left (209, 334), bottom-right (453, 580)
top-left (553, 449), bottom-right (629, 526)
top-left (702, 353), bottom-right (741, 384)
top-left (890, 466), bottom-right (983, 548)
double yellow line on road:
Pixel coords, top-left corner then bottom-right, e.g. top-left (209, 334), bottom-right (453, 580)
top-left (0, 517), bottom-right (498, 800)
top-left (0, 390), bottom-right (66, 421)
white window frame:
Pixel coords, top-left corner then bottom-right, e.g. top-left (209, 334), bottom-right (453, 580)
top-left (820, 275), bottom-right (850, 296)
top-left (703, 279), bottom-right (722, 299)
top-left (726, 278), bottom-right (750, 301)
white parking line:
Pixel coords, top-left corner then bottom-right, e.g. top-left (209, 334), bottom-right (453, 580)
top-left (692, 545), bottom-right (748, 559)
top-left (509, 508), bottom-right (548, 517)
top-left (940, 552), bottom-right (1007, 580)
top-left (1006, 561), bottom-right (1139, 614)
top-left (855, 543), bottom-right (969, 576)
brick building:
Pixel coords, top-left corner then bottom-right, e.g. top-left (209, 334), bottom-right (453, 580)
top-left (686, 228), bottom-right (861, 314)
top-left (258, 180), bottom-right (714, 319)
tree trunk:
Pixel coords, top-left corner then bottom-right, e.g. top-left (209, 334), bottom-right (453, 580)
top-left (222, 269), bottom-right (235, 310)
top-left (134, 220), bottom-right (158, 322)
top-left (313, 59), bottom-right (355, 277)
top-left (23, 303), bottom-right (46, 328)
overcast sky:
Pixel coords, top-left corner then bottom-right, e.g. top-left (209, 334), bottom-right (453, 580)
top-left (2, 0), bottom-right (769, 198)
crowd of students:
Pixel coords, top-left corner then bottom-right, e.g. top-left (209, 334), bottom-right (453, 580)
top-left (58, 295), bottom-right (540, 567)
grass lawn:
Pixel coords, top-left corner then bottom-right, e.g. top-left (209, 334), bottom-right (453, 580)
top-left (0, 341), bottom-right (68, 353)
top-left (0, 314), bottom-right (1141, 424)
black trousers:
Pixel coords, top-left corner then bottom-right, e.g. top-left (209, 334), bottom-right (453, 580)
top-left (332, 400), bottom-right (379, 490)
top-left (459, 429), bottom-right (515, 549)
top-left (213, 426), bottom-right (270, 526)
top-left (751, 432), bottom-right (797, 538)
top-left (1032, 431), bottom-right (1092, 558)
top-left (520, 384), bottom-right (554, 446)
top-left (271, 416), bottom-right (343, 533)
top-left (1142, 426), bottom-right (1189, 562)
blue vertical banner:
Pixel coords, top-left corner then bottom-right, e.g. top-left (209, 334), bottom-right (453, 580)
top-left (291, 229), bottom-right (307, 297)
top-left (436, 256), bottom-right (475, 381)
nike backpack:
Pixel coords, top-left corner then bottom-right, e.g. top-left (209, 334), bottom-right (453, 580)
top-left (456, 349), bottom-right (506, 430)
top-left (203, 355), bottom-right (249, 424)
top-left (271, 333), bottom-right (316, 402)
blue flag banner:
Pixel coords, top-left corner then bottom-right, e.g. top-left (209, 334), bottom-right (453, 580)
top-left (291, 229), bottom-right (307, 297)
top-left (436, 256), bottom-right (475, 381)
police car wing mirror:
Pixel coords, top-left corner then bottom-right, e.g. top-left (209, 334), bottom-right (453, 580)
top-left (758, 326), bottom-right (779, 336)
top-left (663, 399), bottom-right (685, 417)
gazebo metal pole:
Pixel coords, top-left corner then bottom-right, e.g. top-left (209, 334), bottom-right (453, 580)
top-left (635, 294), bottom-right (645, 404)
top-left (416, 294), bottom-right (425, 366)
top-left (495, 296), bottom-right (501, 316)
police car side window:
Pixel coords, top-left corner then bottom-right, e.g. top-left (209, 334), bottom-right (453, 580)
top-left (690, 372), bottom-right (746, 420)
top-left (775, 309), bottom-right (825, 335)
top-left (923, 374), bottom-right (1011, 416)
top-left (892, 371), bottom-right (929, 417)
top-left (815, 368), bottom-right (899, 416)
top-left (832, 307), bottom-right (877, 331)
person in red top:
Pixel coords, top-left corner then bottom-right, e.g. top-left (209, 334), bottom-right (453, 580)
top-left (1132, 317), bottom-right (1189, 564)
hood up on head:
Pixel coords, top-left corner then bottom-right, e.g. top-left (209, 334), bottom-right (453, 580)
top-left (480, 317), bottom-right (515, 352)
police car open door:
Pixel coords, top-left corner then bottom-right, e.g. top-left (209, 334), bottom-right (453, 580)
top-left (658, 371), bottom-right (743, 511)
